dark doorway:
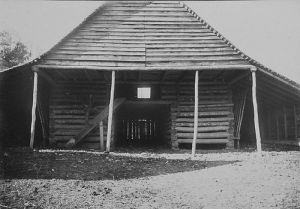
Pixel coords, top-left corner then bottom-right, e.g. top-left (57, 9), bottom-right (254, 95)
top-left (115, 103), bottom-right (169, 148)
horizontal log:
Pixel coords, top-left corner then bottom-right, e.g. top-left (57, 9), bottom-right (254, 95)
top-left (177, 138), bottom-right (229, 144)
top-left (177, 132), bottom-right (229, 139)
top-left (179, 107), bottom-right (232, 112)
top-left (37, 64), bottom-right (253, 71)
top-left (178, 111), bottom-right (232, 117)
top-left (176, 126), bottom-right (228, 132)
top-left (176, 121), bottom-right (230, 127)
top-left (51, 110), bottom-right (85, 114)
top-left (179, 95), bottom-right (230, 99)
top-left (51, 115), bottom-right (86, 119)
top-left (178, 103), bottom-right (233, 108)
top-left (176, 117), bottom-right (233, 122)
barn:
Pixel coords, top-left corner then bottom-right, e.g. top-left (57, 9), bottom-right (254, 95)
top-left (1, 1), bottom-right (300, 152)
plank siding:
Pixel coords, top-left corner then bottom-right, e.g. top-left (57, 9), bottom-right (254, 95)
top-left (39, 1), bottom-right (249, 68)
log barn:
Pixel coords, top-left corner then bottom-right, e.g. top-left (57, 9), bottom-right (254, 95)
top-left (1, 1), bottom-right (300, 152)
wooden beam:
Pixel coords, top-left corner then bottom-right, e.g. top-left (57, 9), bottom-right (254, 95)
top-left (267, 110), bottom-right (272, 140)
top-left (251, 67), bottom-right (262, 153)
top-left (276, 113), bottom-right (280, 141)
top-left (191, 70), bottom-right (199, 157)
top-left (36, 64), bottom-right (254, 71)
top-left (294, 104), bottom-right (298, 138)
top-left (229, 72), bottom-right (250, 85)
top-left (33, 68), bottom-right (56, 86)
top-left (283, 106), bottom-right (288, 140)
top-left (99, 121), bottom-right (104, 151)
top-left (106, 70), bottom-right (116, 153)
top-left (30, 71), bottom-right (38, 149)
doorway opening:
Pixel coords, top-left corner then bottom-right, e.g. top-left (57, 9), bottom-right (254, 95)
top-left (115, 103), bottom-right (170, 148)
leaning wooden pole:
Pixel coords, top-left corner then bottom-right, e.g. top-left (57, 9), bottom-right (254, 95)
top-left (192, 70), bottom-right (199, 157)
top-left (251, 67), bottom-right (262, 153)
top-left (29, 69), bottom-right (38, 149)
top-left (99, 121), bottom-right (104, 151)
top-left (106, 71), bottom-right (115, 152)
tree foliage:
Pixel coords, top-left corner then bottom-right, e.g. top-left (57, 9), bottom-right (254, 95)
top-left (0, 31), bottom-right (31, 69)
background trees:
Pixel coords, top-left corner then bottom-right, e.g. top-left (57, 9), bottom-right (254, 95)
top-left (0, 31), bottom-right (31, 69)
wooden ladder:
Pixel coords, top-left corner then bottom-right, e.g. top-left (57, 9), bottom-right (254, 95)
top-left (65, 97), bottom-right (126, 148)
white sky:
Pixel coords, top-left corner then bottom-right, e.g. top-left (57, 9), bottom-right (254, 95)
top-left (0, 1), bottom-right (299, 83)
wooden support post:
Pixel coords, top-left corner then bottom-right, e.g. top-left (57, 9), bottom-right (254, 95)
top-left (283, 106), bottom-right (288, 140)
top-left (106, 71), bottom-right (115, 152)
top-left (267, 110), bottom-right (272, 140)
top-left (191, 70), bottom-right (199, 157)
top-left (99, 121), bottom-right (104, 151)
top-left (30, 70), bottom-right (38, 149)
top-left (276, 113), bottom-right (280, 141)
top-left (294, 104), bottom-right (298, 139)
top-left (251, 67), bottom-right (262, 153)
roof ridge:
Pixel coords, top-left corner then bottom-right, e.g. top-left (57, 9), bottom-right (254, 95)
top-left (180, 2), bottom-right (250, 61)
top-left (180, 1), bottom-right (300, 89)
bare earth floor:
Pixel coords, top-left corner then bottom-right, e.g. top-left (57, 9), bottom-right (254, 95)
top-left (1, 149), bottom-right (300, 209)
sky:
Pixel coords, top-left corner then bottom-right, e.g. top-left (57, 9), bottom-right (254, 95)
top-left (0, 1), bottom-right (299, 83)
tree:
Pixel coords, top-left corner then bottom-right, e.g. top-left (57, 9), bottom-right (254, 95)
top-left (0, 31), bottom-right (31, 69)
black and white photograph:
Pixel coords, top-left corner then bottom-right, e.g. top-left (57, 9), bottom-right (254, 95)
top-left (0, 1), bottom-right (299, 208)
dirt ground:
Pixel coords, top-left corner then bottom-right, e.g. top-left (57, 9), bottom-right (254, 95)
top-left (0, 147), bottom-right (299, 209)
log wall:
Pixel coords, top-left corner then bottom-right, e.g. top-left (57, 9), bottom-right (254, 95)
top-left (161, 82), bottom-right (234, 148)
top-left (49, 80), bottom-right (234, 149)
top-left (49, 81), bottom-right (109, 148)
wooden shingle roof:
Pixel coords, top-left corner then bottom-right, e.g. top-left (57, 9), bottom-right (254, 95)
top-left (38, 1), bottom-right (250, 70)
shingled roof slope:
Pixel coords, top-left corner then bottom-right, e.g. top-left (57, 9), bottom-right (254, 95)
top-left (38, 1), bottom-right (250, 70)
top-left (2, 1), bottom-right (299, 91)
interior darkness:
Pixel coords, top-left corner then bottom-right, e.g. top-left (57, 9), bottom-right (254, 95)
top-left (114, 83), bottom-right (170, 147)
top-left (115, 103), bottom-right (169, 148)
